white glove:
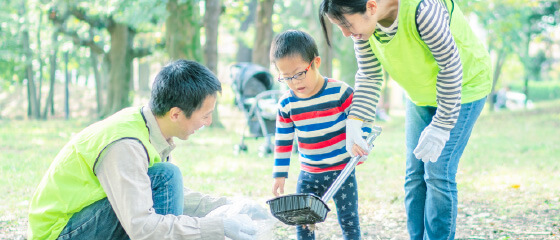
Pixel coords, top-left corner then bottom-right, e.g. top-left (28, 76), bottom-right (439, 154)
top-left (413, 125), bottom-right (450, 163)
top-left (346, 118), bottom-right (368, 157)
top-left (238, 201), bottom-right (269, 220)
top-left (223, 214), bottom-right (257, 240)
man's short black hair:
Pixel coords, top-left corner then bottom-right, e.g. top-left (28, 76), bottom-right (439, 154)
top-left (149, 59), bottom-right (222, 118)
top-left (270, 30), bottom-right (319, 65)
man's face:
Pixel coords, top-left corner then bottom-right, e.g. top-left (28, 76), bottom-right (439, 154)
top-left (175, 95), bottom-right (216, 140)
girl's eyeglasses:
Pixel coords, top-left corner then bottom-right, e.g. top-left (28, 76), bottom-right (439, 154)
top-left (277, 60), bottom-right (313, 83)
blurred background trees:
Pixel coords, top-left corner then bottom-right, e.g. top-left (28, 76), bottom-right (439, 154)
top-left (1, 0), bottom-right (559, 121)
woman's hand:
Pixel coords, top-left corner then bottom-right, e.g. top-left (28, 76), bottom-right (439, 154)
top-left (413, 125), bottom-right (450, 163)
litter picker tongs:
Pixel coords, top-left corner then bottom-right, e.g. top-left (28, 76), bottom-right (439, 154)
top-left (266, 126), bottom-right (382, 225)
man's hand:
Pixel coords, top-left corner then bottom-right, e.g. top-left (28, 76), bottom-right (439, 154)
top-left (346, 118), bottom-right (368, 157)
top-left (272, 177), bottom-right (285, 197)
top-left (238, 201), bottom-right (269, 220)
top-left (223, 214), bottom-right (257, 240)
top-left (413, 125), bottom-right (450, 163)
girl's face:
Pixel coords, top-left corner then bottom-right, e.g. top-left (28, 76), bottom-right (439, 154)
top-left (328, 1), bottom-right (378, 40)
top-left (275, 55), bottom-right (323, 99)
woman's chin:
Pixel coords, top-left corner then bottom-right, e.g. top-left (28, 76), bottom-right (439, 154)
top-left (351, 34), bottom-right (364, 40)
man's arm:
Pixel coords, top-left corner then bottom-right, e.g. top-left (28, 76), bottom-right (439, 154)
top-left (182, 188), bottom-right (230, 218)
top-left (95, 139), bottom-right (224, 239)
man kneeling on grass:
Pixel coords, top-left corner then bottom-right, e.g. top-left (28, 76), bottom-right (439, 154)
top-left (28, 59), bottom-right (258, 240)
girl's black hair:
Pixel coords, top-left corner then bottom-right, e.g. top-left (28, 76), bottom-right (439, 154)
top-left (319, 0), bottom-right (368, 46)
top-left (270, 30), bottom-right (318, 64)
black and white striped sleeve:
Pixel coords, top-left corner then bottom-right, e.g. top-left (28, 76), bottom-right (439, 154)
top-left (350, 39), bottom-right (384, 122)
top-left (416, 0), bottom-right (463, 131)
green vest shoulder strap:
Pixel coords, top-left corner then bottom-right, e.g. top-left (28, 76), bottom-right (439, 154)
top-left (368, 0), bottom-right (491, 106)
top-left (28, 107), bottom-right (162, 240)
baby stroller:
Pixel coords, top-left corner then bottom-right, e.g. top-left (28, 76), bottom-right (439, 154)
top-left (229, 62), bottom-right (283, 157)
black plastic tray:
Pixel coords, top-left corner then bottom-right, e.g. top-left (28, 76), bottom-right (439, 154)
top-left (266, 193), bottom-right (330, 225)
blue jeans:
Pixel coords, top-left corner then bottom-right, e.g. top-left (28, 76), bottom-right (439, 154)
top-left (57, 162), bottom-right (184, 240)
top-left (404, 97), bottom-right (486, 240)
top-left (296, 170), bottom-right (361, 240)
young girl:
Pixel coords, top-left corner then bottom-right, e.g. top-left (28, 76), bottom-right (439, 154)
top-left (270, 30), bottom-right (371, 240)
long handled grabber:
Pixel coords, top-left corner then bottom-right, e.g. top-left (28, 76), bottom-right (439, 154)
top-left (266, 126), bottom-right (382, 225)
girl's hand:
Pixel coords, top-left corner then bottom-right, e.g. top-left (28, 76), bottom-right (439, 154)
top-left (352, 143), bottom-right (369, 158)
top-left (301, 224), bottom-right (317, 232)
top-left (346, 118), bottom-right (368, 157)
top-left (272, 177), bottom-right (286, 197)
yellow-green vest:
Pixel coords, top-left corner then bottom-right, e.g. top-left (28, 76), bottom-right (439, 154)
top-left (28, 107), bottom-right (162, 240)
top-left (368, 0), bottom-right (492, 106)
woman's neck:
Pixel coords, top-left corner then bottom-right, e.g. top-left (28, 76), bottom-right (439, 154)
top-left (377, 0), bottom-right (399, 27)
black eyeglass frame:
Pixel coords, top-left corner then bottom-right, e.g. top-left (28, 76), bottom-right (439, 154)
top-left (277, 59), bottom-right (314, 83)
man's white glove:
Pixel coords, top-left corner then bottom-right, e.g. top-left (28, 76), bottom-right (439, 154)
top-left (223, 214), bottom-right (257, 240)
top-left (413, 125), bottom-right (450, 163)
top-left (346, 118), bottom-right (368, 157)
top-left (238, 201), bottom-right (269, 220)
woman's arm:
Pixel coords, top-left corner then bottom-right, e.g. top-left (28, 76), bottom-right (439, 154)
top-left (416, 0), bottom-right (463, 131)
top-left (350, 39), bottom-right (385, 123)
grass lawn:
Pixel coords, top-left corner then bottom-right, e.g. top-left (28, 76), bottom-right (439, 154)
top-left (1, 99), bottom-right (559, 239)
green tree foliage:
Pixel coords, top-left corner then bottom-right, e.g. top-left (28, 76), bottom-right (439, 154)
top-left (49, 0), bottom-right (165, 116)
top-left (462, 0), bottom-right (559, 105)
top-left (0, 1), bottom-right (24, 90)
top-left (166, 0), bottom-right (202, 61)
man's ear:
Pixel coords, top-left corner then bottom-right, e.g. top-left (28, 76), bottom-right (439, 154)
top-left (168, 107), bottom-right (183, 122)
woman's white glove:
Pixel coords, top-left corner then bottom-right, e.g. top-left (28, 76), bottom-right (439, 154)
top-left (413, 125), bottom-right (450, 163)
top-left (223, 214), bottom-right (257, 240)
top-left (346, 118), bottom-right (368, 157)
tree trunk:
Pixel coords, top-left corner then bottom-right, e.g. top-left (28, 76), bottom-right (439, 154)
top-left (104, 22), bottom-right (134, 116)
top-left (36, 11), bottom-right (44, 113)
top-left (204, 0), bottom-right (224, 128)
top-left (64, 51), bottom-right (70, 119)
top-left (252, 0), bottom-right (275, 68)
top-left (382, 70), bottom-right (391, 114)
top-left (43, 31), bottom-right (58, 118)
top-left (488, 49), bottom-right (507, 112)
top-left (236, 0), bottom-right (257, 63)
top-left (204, 0), bottom-right (220, 74)
top-left (521, 33), bottom-right (531, 107)
top-left (20, 0), bottom-right (40, 119)
top-left (90, 29), bottom-right (103, 117)
top-left (336, 34), bottom-right (359, 86)
top-left (166, 0), bottom-right (202, 61)
top-left (304, 1), bottom-right (332, 77)
top-left (318, 18), bottom-right (333, 78)
top-left (138, 61), bottom-right (150, 92)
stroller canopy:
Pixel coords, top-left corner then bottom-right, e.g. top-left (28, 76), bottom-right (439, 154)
top-left (230, 62), bottom-right (275, 99)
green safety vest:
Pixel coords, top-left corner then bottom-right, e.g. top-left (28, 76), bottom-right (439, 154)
top-left (28, 107), bottom-right (162, 240)
top-left (368, 0), bottom-right (492, 106)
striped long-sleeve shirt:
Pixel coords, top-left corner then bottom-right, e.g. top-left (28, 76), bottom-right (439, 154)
top-left (272, 78), bottom-right (371, 178)
top-left (351, 0), bottom-right (463, 131)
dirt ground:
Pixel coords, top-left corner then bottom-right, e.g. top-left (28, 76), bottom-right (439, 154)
top-left (2, 86), bottom-right (558, 239)
top-left (271, 198), bottom-right (560, 240)
top-left (4, 198), bottom-right (557, 240)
